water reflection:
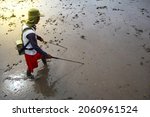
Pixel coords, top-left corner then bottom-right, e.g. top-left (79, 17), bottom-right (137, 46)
top-left (1, 66), bottom-right (57, 99)
top-left (0, 0), bottom-right (44, 32)
top-left (2, 73), bottom-right (30, 98)
top-left (33, 66), bottom-right (57, 97)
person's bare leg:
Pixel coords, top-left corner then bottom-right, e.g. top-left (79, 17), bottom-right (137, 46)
top-left (41, 57), bottom-right (47, 67)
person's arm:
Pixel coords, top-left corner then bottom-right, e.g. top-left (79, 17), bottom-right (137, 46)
top-left (37, 35), bottom-right (43, 42)
top-left (26, 33), bottom-right (48, 57)
top-left (37, 35), bottom-right (48, 44)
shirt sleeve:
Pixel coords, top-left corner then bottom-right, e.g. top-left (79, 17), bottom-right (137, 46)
top-left (26, 33), bottom-right (48, 57)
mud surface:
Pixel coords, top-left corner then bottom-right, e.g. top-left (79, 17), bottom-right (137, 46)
top-left (0, 0), bottom-right (150, 100)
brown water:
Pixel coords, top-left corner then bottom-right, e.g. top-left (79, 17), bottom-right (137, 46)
top-left (0, 0), bottom-right (150, 99)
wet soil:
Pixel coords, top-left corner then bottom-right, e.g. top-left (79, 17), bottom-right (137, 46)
top-left (0, 0), bottom-right (150, 100)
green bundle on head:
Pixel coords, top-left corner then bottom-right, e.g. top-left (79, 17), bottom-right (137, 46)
top-left (26, 8), bottom-right (44, 27)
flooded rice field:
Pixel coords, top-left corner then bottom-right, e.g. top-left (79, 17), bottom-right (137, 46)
top-left (0, 0), bottom-right (150, 99)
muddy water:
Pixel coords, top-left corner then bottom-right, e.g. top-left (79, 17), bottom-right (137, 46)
top-left (0, 0), bottom-right (150, 99)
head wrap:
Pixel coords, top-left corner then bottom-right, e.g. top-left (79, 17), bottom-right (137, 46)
top-left (26, 8), bottom-right (44, 27)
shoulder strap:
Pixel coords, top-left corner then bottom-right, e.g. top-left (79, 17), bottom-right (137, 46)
top-left (23, 27), bottom-right (32, 33)
top-left (21, 27), bottom-right (32, 42)
top-left (20, 27), bottom-right (32, 52)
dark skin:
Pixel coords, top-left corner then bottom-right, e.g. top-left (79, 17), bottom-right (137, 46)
top-left (34, 16), bottom-right (52, 59)
top-left (26, 16), bottom-right (52, 78)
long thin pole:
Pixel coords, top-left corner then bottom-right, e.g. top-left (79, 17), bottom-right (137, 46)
top-left (49, 42), bottom-right (68, 50)
top-left (52, 56), bottom-right (84, 65)
top-left (42, 41), bottom-right (67, 49)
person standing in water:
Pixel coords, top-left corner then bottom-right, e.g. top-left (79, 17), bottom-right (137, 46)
top-left (22, 8), bottom-right (52, 79)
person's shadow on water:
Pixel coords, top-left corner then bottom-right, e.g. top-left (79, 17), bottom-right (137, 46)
top-left (33, 66), bottom-right (57, 97)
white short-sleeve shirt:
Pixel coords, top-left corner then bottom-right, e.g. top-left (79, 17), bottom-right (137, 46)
top-left (22, 25), bottom-right (37, 55)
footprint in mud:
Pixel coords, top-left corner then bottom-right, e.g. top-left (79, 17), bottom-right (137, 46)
top-left (112, 8), bottom-right (124, 11)
top-left (72, 14), bottom-right (79, 19)
top-left (4, 60), bottom-right (22, 73)
top-left (96, 6), bottom-right (108, 10)
top-left (97, 12), bottom-right (105, 16)
top-left (140, 8), bottom-right (149, 15)
top-left (140, 61), bottom-right (144, 66)
top-left (131, 25), bottom-right (144, 37)
top-left (139, 56), bottom-right (150, 66)
top-left (80, 35), bottom-right (86, 40)
top-left (142, 44), bottom-right (150, 53)
top-left (74, 23), bottom-right (80, 28)
top-left (93, 20), bottom-right (100, 25)
top-left (139, 8), bottom-right (150, 19)
top-left (8, 22), bottom-right (16, 27)
top-left (140, 57), bottom-right (145, 66)
top-left (147, 15), bottom-right (150, 18)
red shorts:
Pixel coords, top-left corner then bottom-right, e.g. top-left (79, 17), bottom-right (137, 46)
top-left (25, 53), bottom-right (43, 73)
